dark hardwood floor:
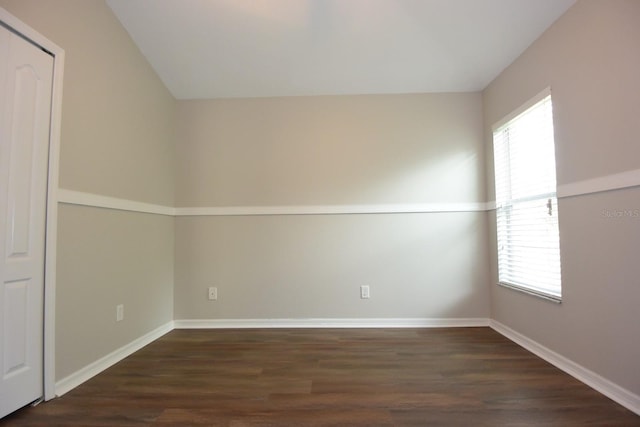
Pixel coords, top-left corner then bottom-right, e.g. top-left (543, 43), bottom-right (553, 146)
top-left (2, 328), bottom-right (639, 426)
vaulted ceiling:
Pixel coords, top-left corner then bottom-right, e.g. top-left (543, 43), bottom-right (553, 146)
top-left (106, 0), bottom-right (575, 99)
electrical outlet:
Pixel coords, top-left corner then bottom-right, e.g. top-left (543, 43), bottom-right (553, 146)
top-left (208, 286), bottom-right (218, 301)
top-left (116, 304), bottom-right (124, 322)
top-left (360, 285), bottom-right (370, 299)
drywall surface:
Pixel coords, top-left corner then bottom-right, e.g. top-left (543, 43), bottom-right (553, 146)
top-left (174, 93), bottom-right (490, 321)
top-left (0, 0), bottom-right (176, 205)
top-left (56, 204), bottom-right (174, 380)
top-left (175, 212), bottom-right (489, 320)
top-left (484, 0), bottom-right (640, 395)
top-left (0, 0), bottom-right (176, 381)
top-left (176, 94), bottom-right (485, 206)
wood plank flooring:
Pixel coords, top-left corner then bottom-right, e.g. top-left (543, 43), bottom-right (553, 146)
top-left (2, 328), bottom-right (639, 426)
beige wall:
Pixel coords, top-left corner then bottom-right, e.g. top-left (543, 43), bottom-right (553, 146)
top-left (0, 0), bottom-right (176, 381)
top-left (0, 0), bottom-right (175, 205)
top-left (5, 0), bottom-right (636, 405)
top-left (176, 94), bottom-right (485, 206)
top-left (175, 213), bottom-right (489, 320)
top-left (174, 94), bottom-right (490, 320)
top-left (483, 0), bottom-right (640, 395)
top-left (56, 205), bottom-right (174, 379)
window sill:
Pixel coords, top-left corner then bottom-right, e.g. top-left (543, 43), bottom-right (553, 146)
top-left (497, 282), bottom-right (562, 304)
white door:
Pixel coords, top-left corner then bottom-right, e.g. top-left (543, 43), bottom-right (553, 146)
top-left (0, 25), bottom-right (54, 418)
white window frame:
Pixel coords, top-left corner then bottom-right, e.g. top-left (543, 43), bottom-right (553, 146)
top-left (492, 87), bottom-right (562, 302)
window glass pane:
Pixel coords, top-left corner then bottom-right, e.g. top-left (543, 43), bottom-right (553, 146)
top-left (493, 90), bottom-right (562, 300)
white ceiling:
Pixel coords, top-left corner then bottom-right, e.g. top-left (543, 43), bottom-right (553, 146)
top-left (106, 0), bottom-right (575, 100)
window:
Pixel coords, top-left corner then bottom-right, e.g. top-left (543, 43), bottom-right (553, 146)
top-left (492, 88), bottom-right (562, 301)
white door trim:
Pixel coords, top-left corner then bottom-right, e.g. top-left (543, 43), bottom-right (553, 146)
top-left (0, 7), bottom-right (65, 401)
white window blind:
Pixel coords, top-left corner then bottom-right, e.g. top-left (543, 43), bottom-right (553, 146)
top-left (492, 89), bottom-right (562, 301)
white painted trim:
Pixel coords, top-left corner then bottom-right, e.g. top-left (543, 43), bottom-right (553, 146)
top-left (53, 318), bottom-right (489, 396)
top-left (58, 190), bottom-right (490, 216)
top-left (43, 47), bottom-right (63, 404)
top-left (60, 165), bottom-right (640, 219)
top-left (485, 168), bottom-right (640, 212)
top-left (1, 6), bottom-right (65, 402)
top-left (58, 189), bottom-right (175, 216)
top-left (490, 320), bottom-right (640, 416)
top-left (557, 168), bottom-right (640, 199)
top-left (46, 316), bottom-right (640, 416)
top-left (0, 7), bottom-right (60, 55)
top-left (175, 203), bottom-right (489, 216)
top-left (54, 321), bottom-right (174, 397)
top-left (174, 318), bottom-right (490, 329)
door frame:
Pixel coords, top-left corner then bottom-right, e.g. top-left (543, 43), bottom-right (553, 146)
top-left (0, 7), bottom-right (64, 401)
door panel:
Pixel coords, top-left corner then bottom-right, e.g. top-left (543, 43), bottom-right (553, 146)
top-left (3, 280), bottom-right (29, 376)
top-left (8, 64), bottom-right (40, 257)
top-left (0, 25), bottom-right (53, 419)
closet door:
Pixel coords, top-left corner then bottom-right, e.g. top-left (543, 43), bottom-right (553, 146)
top-left (0, 25), bottom-right (54, 419)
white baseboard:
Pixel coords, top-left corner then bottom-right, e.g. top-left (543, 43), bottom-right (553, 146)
top-left (490, 320), bottom-right (640, 416)
top-left (54, 321), bottom-right (174, 396)
top-left (53, 318), bottom-right (486, 396)
top-left (174, 317), bottom-right (489, 329)
top-left (52, 316), bottom-right (640, 417)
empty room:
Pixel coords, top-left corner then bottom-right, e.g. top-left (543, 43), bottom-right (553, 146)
top-left (0, 0), bottom-right (639, 425)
